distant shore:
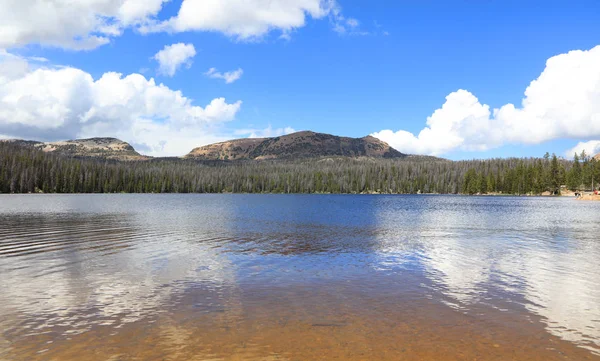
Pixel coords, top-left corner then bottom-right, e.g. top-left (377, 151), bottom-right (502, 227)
top-left (577, 194), bottom-right (600, 201)
top-left (0, 191), bottom-right (588, 198)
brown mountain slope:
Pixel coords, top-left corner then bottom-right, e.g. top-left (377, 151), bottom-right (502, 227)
top-left (3, 137), bottom-right (148, 161)
top-left (185, 131), bottom-right (406, 160)
top-left (595, 153), bottom-right (600, 161)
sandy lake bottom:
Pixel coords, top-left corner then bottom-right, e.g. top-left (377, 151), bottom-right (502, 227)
top-left (1, 194), bottom-right (599, 360)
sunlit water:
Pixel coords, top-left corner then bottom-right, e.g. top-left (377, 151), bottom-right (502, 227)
top-left (0, 194), bottom-right (599, 360)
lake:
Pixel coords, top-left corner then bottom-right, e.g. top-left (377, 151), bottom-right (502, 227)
top-left (0, 194), bottom-right (599, 360)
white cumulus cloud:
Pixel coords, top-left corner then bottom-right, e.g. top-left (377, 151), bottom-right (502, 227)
top-left (205, 68), bottom-right (244, 84)
top-left (153, 43), bottom-right (197, 77)
top-left (0, 50), bottom-right (30, 82)
top-left (0, 0), bottom-right (358, 49)
top-left (374, 90), bottom-right (495, 156)
top-left (566, 141), bottom-right (600, 159)
top-left (0, 54), bottom-right (242, 157)
top-left (373, 45), bottom-right (600, 156)
top-left (0, 0), bottom-right (168, 50)
top-left (142, 0), bottom-right (349, 40)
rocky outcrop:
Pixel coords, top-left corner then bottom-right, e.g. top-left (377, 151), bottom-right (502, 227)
top-left (185, 131), bottom-right (406, 160)
top-left (4, 137), bottom-right (148, 160)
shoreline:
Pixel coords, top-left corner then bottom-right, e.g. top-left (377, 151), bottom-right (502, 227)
top-left (0, 191), bottom-right (579, 197)
top-left (577, 194), bottom-right (600, 201)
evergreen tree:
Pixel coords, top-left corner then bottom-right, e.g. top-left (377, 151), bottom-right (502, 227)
top-left (0, 142), bottom-right (576, 196)
top-left (567, 153), bottom-right (582, 191)
top-left (549, 154), bottom-right (561, 194)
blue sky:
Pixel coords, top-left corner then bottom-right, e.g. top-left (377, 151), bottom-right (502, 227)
top-left (1, 0), bottom-right (600, 158)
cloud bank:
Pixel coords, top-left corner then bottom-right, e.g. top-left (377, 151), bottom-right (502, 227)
top-left (0, 0), bottom-right (354, 49)
top-left (0, 0), bottom-right (168, 49)
top-left (373, 46), bottom-right (600, 156)
top-left (0, 54), bottom-right (241, 156)
top-left (144, 0), bottom-right (339, 40)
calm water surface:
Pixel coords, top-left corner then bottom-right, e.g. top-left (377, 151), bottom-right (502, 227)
top-left (0, 194), bottom-right (599, 360)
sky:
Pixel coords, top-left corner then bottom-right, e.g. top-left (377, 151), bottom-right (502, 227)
top-left (0, 0), bottom-right (599, 159)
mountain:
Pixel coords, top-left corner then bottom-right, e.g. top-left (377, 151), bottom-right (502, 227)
top-left (2, 137), bottom-right (147, 161)
top-left (595, 153), bottom-right (600, 161)
top-left (185, 131), bottom-right (406, 160)
top-left (2, 132), bottom-right (410, 161)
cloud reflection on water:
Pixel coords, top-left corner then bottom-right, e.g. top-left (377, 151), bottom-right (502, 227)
top-left (0, 194), bottom-right (599, 355)
top-left (373, 196), bottom-right (600, 354)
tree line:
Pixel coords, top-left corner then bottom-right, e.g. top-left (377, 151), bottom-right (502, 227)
top-left (461, 152), bottom-right (600, 195)
top-left (0, 142), bottom-right (596, 195)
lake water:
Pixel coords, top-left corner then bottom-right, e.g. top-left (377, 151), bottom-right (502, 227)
top-left (0, 194), bottom-right (599, 360)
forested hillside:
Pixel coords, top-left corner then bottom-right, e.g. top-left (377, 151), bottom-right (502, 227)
top-left (1, 142), bottom-right (597, 195)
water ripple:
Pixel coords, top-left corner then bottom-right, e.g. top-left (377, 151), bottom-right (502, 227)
top-left (0, 194), bottom-right (599, 359)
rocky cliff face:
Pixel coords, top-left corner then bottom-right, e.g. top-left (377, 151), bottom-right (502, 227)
top-left (185, 131), bottom-right (406, 160)
top-left (3, 132), bottom-right (409, 161)
top-left (4, 138), bottom-right (148, 160)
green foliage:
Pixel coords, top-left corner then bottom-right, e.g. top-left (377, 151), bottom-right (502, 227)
top-left (564, 151), bottom-right (600, 191)
top-left (549, 154), bottom-right (563, 194)
top-left (0, 142), bottom-right (574, 195)
top-left (462, 169), bottom-right (479, 195)
top-left (567, 153), bottom-right (582, 190)
top-left (460, 153), bottom-right (569, 196)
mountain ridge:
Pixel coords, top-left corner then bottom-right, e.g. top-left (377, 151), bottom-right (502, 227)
top-left (185, 131), bottom-right (406, 160)
top-left (2, 137), bottom-right (148, 161)
top-left (2, 131), bottom-right (413, 161)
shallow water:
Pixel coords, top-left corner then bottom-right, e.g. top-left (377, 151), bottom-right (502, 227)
top-left (0, 194), bottom-right (599, 360)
